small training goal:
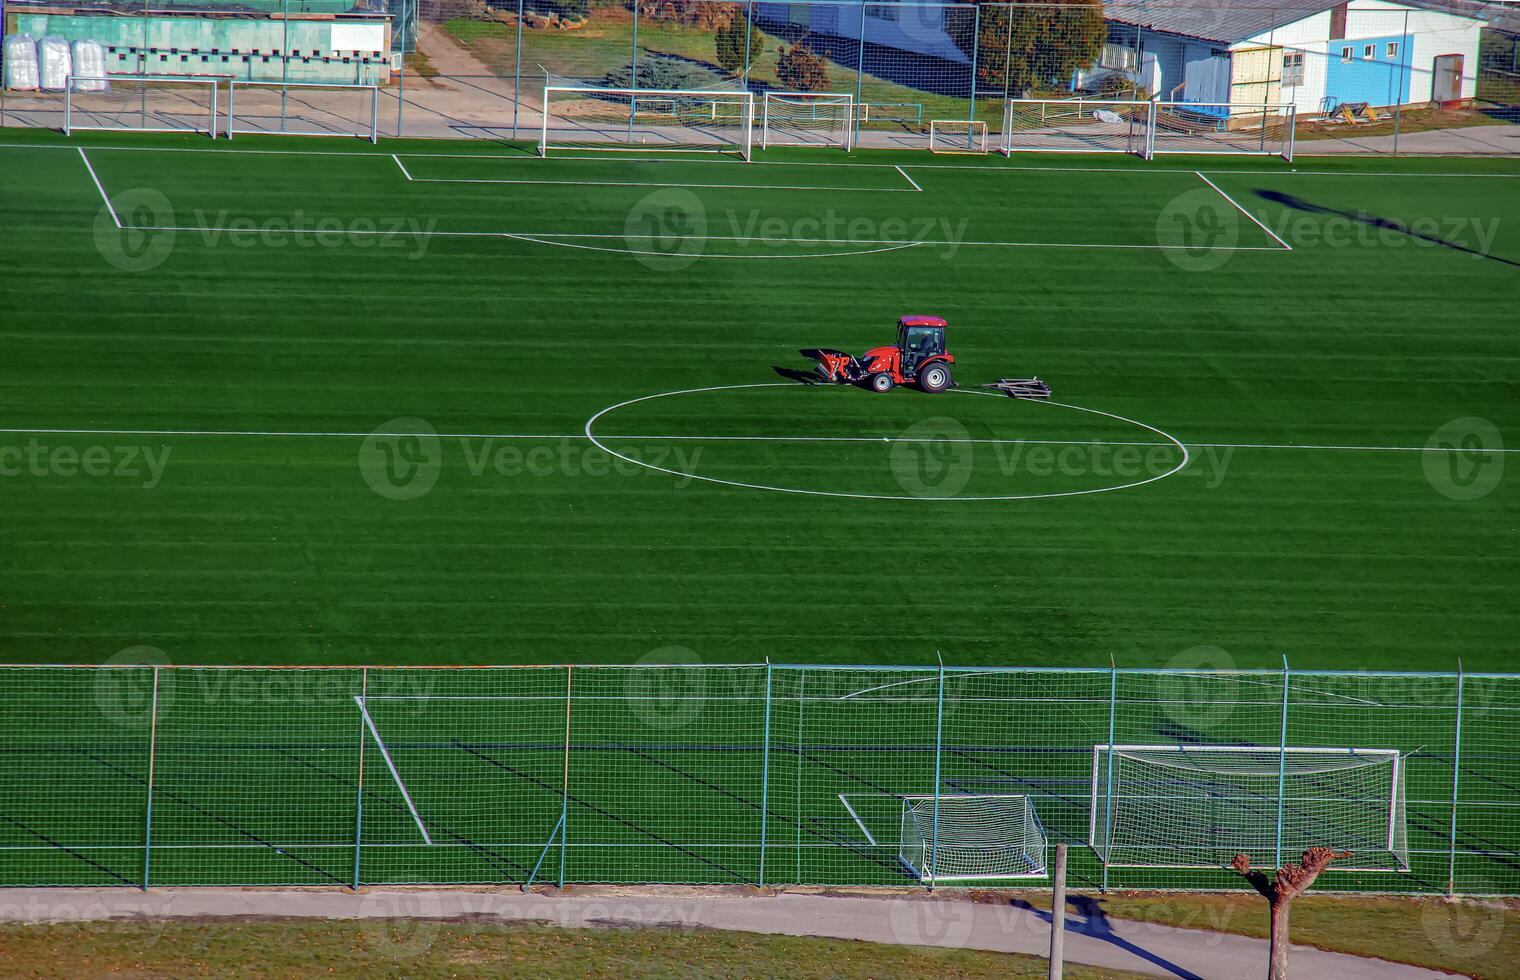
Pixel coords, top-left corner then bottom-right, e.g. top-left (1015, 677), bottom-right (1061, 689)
top-left (760, 91), bottom-right (854, 150)
top-left (64, 75), bottom-right (220, 138)
top-left (928, 119), bottom-right (988, 154)
top-left (540, 86), bottom-right (754, 160)
top-left (898, 794), bottom-right (1048, 883)
top-left (1001, 98), bottom-right (1153, 158)
top-left (1090, 745), bottom-right (1409, 872)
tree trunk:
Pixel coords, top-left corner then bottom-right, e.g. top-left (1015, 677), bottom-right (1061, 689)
top-left (1268, 899), bottom-right (1290, 980)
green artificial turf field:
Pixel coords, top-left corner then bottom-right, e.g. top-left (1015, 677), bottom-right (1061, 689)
top-left (0, 131), bottom-right (1514, 671)
top-left (0, 131), bottom-right (1516, 895)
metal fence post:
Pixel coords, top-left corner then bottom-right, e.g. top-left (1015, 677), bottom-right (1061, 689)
top-left (513, 0), bottom-right (524, 139)
top-left (854, 1), bottom-right (867, 149)
top-left (352, 667), bottom-right (368, 891)
top-left (796, 667), bottom-right (806, 885)
top-left (759, 660), bottom-right (772, 886)
top-left (396, 0), bottom-right (409, 136)
top-left (141, 666), bottom-right (160, 891)
top-left (559, 665), bottom-right (572, 888)
top-left (628, 1), bottom-right (641, 142)
top-left (929, 653), bottom-right (945, 891)
top-left (967, 2), bottom-right (981, 130)
top-left (1100, 662), bottom-right (1116, 893)
top-left (743, 0), bottom-right (755, 85)
top-left (1275, 655), bottom-right (1290, 868)
top-left (1448, 663), bottom-right (1465, 895)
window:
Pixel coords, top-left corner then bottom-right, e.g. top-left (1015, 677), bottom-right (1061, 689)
top-left (866, 1), bottom-right (900, 22)
top-left (1283, 50), bottom-right (1305, 86)
top-left (1387, 41), bottom-right (1400, 59)
top-left (1364, 43), bottom-right (1376, 60)
top-left (1101, 42), bottom-right (1137, 71)
top-left (1330, 2), bottom-right (1348, 40)
top-left (1341, 46), bottom-right (1354, 63)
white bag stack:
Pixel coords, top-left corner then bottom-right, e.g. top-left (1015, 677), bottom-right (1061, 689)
top-left (70, 40), bottom-right (109, 91)
top-left (38, 35), bottom-right (72, 92)
top-left (2, 35), bottom-right (40, 91)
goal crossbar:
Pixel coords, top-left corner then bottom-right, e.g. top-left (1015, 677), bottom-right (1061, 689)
top-left (541, 85), bottom-right (754, 161)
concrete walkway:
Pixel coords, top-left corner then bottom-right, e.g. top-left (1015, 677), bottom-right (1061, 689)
top-left (0, 886), bottom-right (1460, 979)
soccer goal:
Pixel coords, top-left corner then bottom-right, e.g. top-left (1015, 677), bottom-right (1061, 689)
top-left (64, 75), bottom-right (220, 138)
top-left (898, 794), bottom-right (1048, 883)
top-left (1089, 745), bottom-right (1408, 873)
top-left (227, 81), bottom-right (379, 142)
top-left (760, 91), bottom-right (854, 150)
top-left (1001, 98), bottom-right (1153, 158)
top-left (1150, 102), bottom-right (1296, 160)
top-left (540, 86), bottom-right (754, 160)
top-left (928, 119), bottom-right (988, 154)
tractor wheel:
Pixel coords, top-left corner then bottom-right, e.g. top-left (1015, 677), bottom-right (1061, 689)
top-left (869, 373), bottom-right (895, 393)
top-left (918, 363), bottom-right (953, 393)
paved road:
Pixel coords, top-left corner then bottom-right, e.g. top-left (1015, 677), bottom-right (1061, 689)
top-left (0, 886), bottom-right (1462, 979)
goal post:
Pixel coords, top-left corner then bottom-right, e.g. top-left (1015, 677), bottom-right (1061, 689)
top-left (760, 91), bottom-right (854, 150)
top-left (1150, 102), bottom-right (1296, 160)
top-left (928, 119), bottom-right (988, 154)
top-left (898, 794), bottom-right (1049, 883)
top-left (227, 81), bottom-right (379, 142)
top-left (64, 75), bottom-right (220, 138)
top-left (1089, 745), bottom-right (1408, 873)
top-left (540, 86), bottom-right (754, 160)
top-left (1001, 98), bottom-right (1153, 158)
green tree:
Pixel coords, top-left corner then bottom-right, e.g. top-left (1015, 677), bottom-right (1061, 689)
top-left (776, 42), bottom-right (830, 92)
top-left (715, 15), bottom-right (764, 75)
top-left (952, 0), bottom-right (1105, 95)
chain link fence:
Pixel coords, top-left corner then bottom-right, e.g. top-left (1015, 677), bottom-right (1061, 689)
top-left (2, 663), bottom-right (1517, 894)
top-left (2, 0), bottom-right (1517, 153)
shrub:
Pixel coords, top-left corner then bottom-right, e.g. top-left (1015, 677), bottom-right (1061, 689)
top-left (776, 42), bottom-right (830, 92)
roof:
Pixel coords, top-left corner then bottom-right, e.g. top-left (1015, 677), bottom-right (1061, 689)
top-left (899, 316), bottom-right (948, 328)
top-left (1103, 0), bottom-right (1489, 45)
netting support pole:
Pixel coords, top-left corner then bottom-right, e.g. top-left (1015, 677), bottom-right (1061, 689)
top-left (395, 0), bottom-right (409, 136)
top-left (628, 5), bottom-right (640, 143)
top-left (929, 652), bottom-right (945, 892)
top-left (141, 666), bottom-right (160, 891)
top-left (967, 3), bottom-right (981, 138)
top-left (352, 667), bottom-right (368, 891)
top-left (512, 0), bottom-right (524, 138)
top-left (1100, 661), bottom-right (1116, 893)
top-left (743, 0), bottom-right (755, 85)
top-left (759, 659), bottom-right (772, 886)
top-left (853, 0), bottom-right (866, 151)
top-left (1275, 655), bottom-right (1290, 869)
top-left (795, 668), bottom-right (805, 885)
top-left (559, 665), bottom-right (572, 888)
top-left (1447, 663), bottom-right (1465, 895)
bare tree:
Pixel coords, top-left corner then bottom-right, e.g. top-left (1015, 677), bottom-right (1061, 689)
top-left (1230, 847), bottom-right (1351, 980)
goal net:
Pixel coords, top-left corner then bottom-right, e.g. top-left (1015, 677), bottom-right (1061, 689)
top-left (65, 75), bottom-right (220, 137)
top-left (1001, 98), bottom-right (1152, 157)
top-left (928, 119), bottom-right (988, 154)
top-left (898, 794), bottom-right (1048, 882)
top-left (227, 81), bottom-right (379, 142)
top-left (541, 86), bottom-right (754, 160)
top-left (1090, 745), bottom-right (1408, 872)
top-left (760, 92), bottom-right (854, 150)
top-left (1150, 102), bottom-right (1296, 160)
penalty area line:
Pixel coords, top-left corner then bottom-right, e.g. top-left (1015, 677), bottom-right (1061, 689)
top-left (78, 147), bottom-right (120, 229)
top-left (1195, 170), bottom-right (1292, 251)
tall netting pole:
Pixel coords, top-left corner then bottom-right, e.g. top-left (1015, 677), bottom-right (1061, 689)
top-left (352, 667), bottom-right (368, 891)
top-left (512, 0), bottom-right (524, 138)
top-left (141, 666), bottom-right (160, 891)
top-left (853, 1), bottom-right (866, 150)
top-left (1275, 656), bottom-right (1291, 868)
top-left (1448, 663), bottom-right (1465, 895)
top-left (929, 653), bottom-right (945, 891)
top-left (967, 3), bottom-right (980, 130)
top-left (396, 0), bottom-right (409, 137)
top-left (795, 667), bottom-right (805, 885)
top-left (1101, 661), bottom-right (1117, 893)
top-left (759, 660), bottom-right (772, 885)
top-left (559, 665), bottom-right (572, 888)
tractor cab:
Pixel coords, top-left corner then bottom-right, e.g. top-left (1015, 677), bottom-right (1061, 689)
top-left (897, 315), bottom-right (947, 375)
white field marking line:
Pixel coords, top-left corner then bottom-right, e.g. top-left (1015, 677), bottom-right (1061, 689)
top-left (2, 424), bottom-right (1516, 455)
top-left (895, 165), bottom-right (922, 192)
top-left (77, 147), bottom-right (119, 229)
top-left (1196, 170), bottom-right (1293, 251)
top-left (9, 141), bottom-right (1520, 180)
top-left (838, 795), bottom-right (878, 846)
top-left (584, 382), bottom-right (1191, 502)
top-left (124, 221), bottom-right (1283, 253)
top-left (392, 164), bottom-right (917, 194)
top-left (353, 695), bottom-right (433, 845)
top-left (500, 232), bottom-right (925, 260)
top-left (391, 152), bottom-right (415, 181)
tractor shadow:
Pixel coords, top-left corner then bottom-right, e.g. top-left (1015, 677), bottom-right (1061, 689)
top-left (771, 366), bottom-right (825, 385)
top-left (1254, 189), bottom-right (1519, 268)
top-left (1007, 895), bottom-right (1206, 979)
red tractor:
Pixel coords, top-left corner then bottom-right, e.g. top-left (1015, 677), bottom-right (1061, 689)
top-left (801, 315), bottom-right (955, 393)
